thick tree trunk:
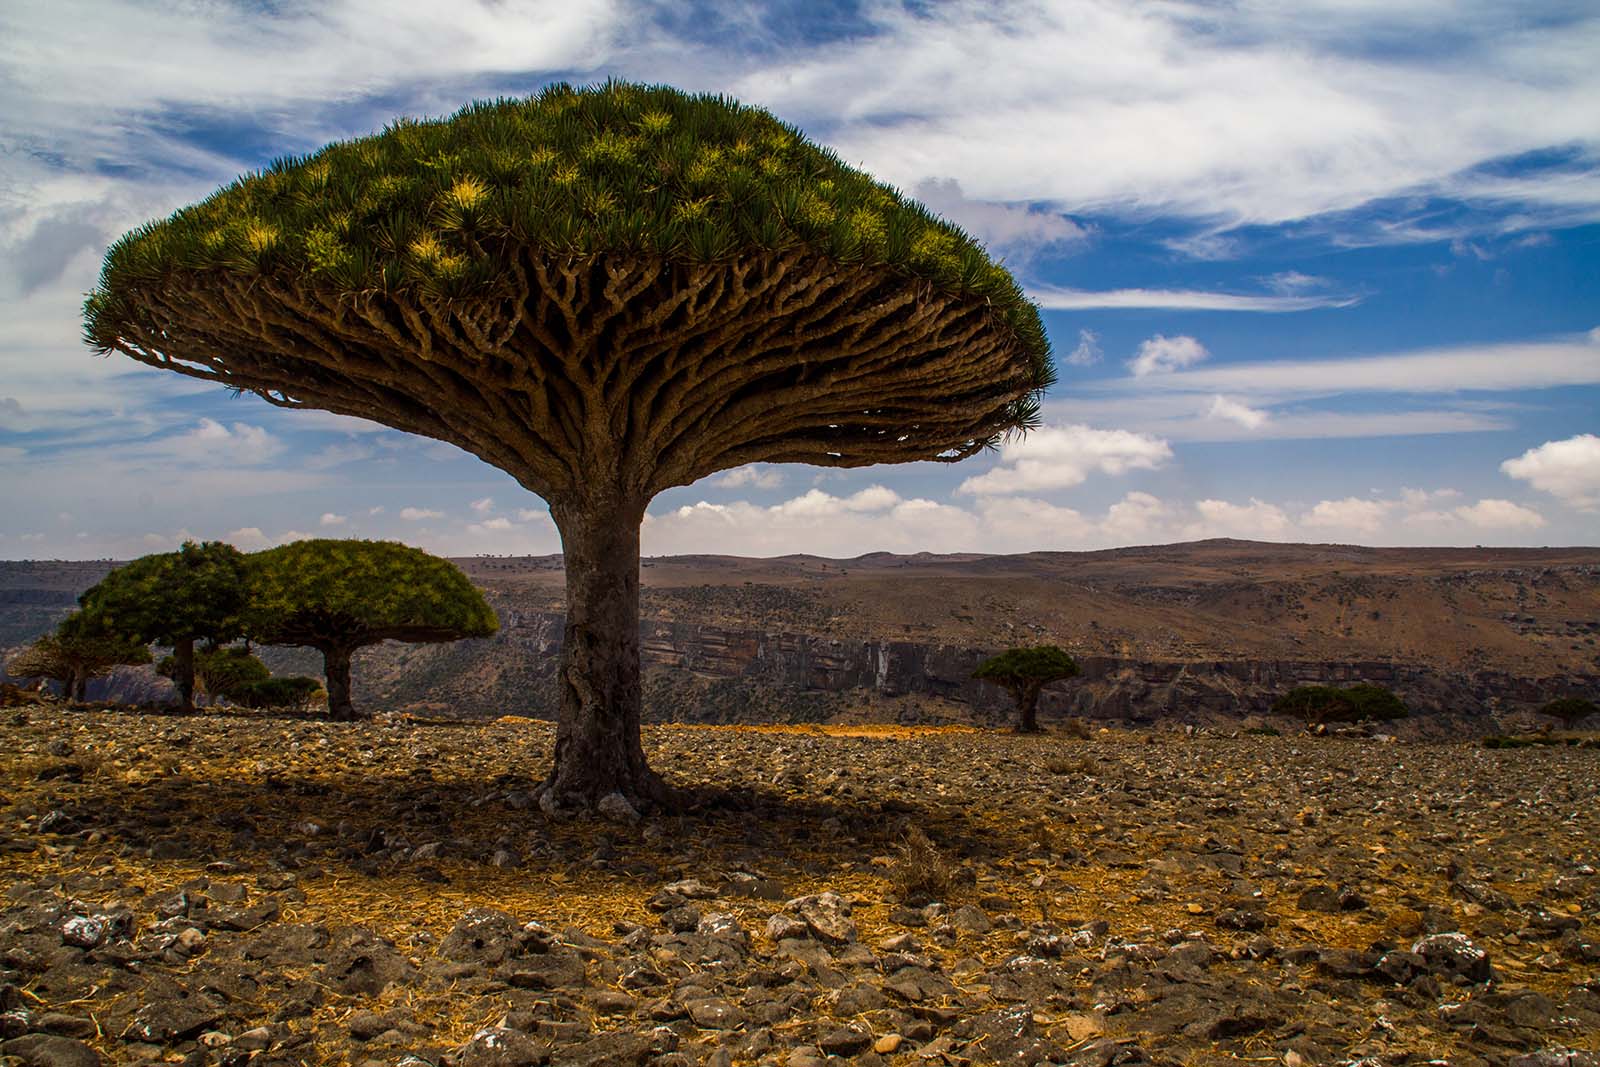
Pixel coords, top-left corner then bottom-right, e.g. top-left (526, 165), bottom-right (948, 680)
top-left (1015, 682), bottom-right (1044, 734)
top-left (69, 668), bottom-right (87, 703)
top-left (323, 645), bottom-right (357, 721)
top-left (173, 637), bottom-right (195, 712)
top-left (539, 498), bottom-right (666, 811)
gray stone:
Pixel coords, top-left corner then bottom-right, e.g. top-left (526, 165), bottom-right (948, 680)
top-left (789, 892), bottom-right (857, 944)
top-left (597, 793), bottom-right (641, 824)
top-left (685, 998), bottom-right (745, 1029)
top-left (456, 1026), bottom-right (547, 1067)
top-left (1412, 931), bottom-right (1492, 982)
top-left (1, 1034), bottom-right (102, 1067)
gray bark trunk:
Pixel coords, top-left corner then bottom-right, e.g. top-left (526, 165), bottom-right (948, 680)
top-left (173, 637), bottom-right (195, 712)
top-left (323, 645), bottom-right (356, 720)
top-left (539, 497), bottom-right (666, 811)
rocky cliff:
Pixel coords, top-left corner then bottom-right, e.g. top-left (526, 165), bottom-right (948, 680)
top-left (5, 541), bottom-right (1597, 730)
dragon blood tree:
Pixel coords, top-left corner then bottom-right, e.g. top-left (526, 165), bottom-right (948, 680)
top-left (83, 81), bottom-right (1055, 810)
top-left (246, 539), bottom-right (498, 721)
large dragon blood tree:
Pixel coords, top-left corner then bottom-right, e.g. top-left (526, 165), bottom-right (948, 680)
top-left (84, 81), bottom-right (1055, 810)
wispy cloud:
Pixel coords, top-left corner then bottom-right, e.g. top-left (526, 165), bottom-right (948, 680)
top-left (1030, 285), bottom-right (1360, 312)
top-left (1095, 331), bottom-right (1600, 399)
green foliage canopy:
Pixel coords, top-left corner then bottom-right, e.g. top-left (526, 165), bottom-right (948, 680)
top-left (74, 541), bottom-right (249, 649)
top-left (246, 539), bottom-right (498, 649)
top-left (85, 81), bottom-right (1049, 403)
top-left (1539, 696), bottom-right (1597, 729)
top-left (1272, 683), bottom-right (1408, 725)
top-left (973, 646), bottom-right (1083, 689)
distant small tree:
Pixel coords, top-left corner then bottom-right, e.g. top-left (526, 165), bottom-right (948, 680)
top-left (1273, 683), bottom-right (1407, 726)
top-left (973, 646), bottom-right (1081, 734)
top-left (247, 539), bottom-right (498, 720)
top-left (74, 541), bottom-right (249, 711)
top-left (6, 623), bottom-right (152, 701)
top-left (1539, 697), bottom-right (1597, 731)
top-left (158, 646), bottom-right (270, 704)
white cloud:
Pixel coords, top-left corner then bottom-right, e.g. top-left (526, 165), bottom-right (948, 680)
top-left (738, 3), bottom-right (1600, 228)
top-left (468, 516), bottom-right (513, 532)
top-left (1102, 491), bottom-right (1171, 543)
top-left (712, 465), bottom-right (786, 490)
top-left (168, 418), bottom-right (284, 465)
top-left (957, 424), bottom-right (1172, 495)
top-left (1031, 285), bottom-right (1357, 312)
top-left (470, 496), bottom-right (495, 515)
top-left (368, 506), bottom-right (385, 515)
top-left (1191, 498), bottom-right (1294, 540)
top-left (1206, 395), bottom-right (1268, 430)
top-left (1129, 335), bottom-right (1209, 377)
top-left (911, 178), bottom-right (1088, 257)
top-left (1454, 498), bottom-right (1546, 529)
top-left (1063, 329), bottom-right (1102, 367)
top-left (1106, 332), bottom-right (1600, 397)
top-left (400, 507), bottom-right (443, 521)
top-left (1501, 434), bottom-right (1600, 510)
top-left (319, 512), bottom-right (347, 526)
top-left (515, 508), bottom-right (550, 523)
top-left (1302, 497), bottom-right (1390, 534)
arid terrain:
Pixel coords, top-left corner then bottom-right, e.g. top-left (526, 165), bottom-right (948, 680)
top-left (4, 541), bottom-right (1597, 730)
top-left (2, 702), bottom-right (1597, 1066)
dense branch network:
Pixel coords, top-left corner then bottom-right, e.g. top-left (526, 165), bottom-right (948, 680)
top-left (104, 251), bottom-right (1034, 503)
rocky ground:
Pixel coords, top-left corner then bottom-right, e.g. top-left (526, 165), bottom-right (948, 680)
top-left (1, 702), bottom-right (1598, 1067)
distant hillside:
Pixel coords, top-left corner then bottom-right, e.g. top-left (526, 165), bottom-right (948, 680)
top-left (4, 541), bottom-right (1597, 730)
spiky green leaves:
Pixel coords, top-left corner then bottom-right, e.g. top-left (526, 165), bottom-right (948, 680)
top-left (246, 539), bottom-right (498, 650)
top-left (85, 81), bottom-right (1051, 398)
top-left (74, 541), bottom-right (249, 649)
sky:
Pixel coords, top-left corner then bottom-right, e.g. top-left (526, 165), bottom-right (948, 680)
top-left (1, 0), bottom-right (1597, 560)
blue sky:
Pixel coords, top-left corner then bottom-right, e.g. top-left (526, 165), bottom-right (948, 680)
top-left (1, 0), bottom-right (1596, 559)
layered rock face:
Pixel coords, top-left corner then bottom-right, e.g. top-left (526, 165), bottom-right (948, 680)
top-left (4, 543), bottom-right (1596, 729)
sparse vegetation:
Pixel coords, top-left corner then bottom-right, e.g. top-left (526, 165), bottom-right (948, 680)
top-left (5, 618), bottom-right (152, 700)
top-left (1539, 696), bottom-right (1597, 730)
top-left (889, 824), bottom-right (956, 905)
top-left (973, 645), bottom-right (1081, 733)
top-left (232, 676), bottom-right (326, 712)
top-left (157, 646), bottom-right (270, 705)
top-left (1272, 683), bottom-right (1408, 726)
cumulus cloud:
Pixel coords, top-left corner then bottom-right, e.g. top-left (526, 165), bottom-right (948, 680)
top-left (1129, 335), bottom-right (1209, 377)
top-left (319, 512), bottom-right (346, 526)
top-left (957, 425), bottom-right (1172, 495)
top-left (712, 464), bottom-right (785, 490)
top-left (1206, 395), bottom-right (1269, 430)
top-left (1302, 497), bottom-right (1390, 534)
top-left (168, 418), bottom-right (284, 465)
top-left (1063, 329), bottom-right (1102, 367)
top-left (1501, 434), bottom-right (1600, 510)
top-left (470, 496), bottom-right (495, 515)
top-left (400, 507), bottom-right (443, 521)
top-left (468, 516), bottom-right (513, 532)
top-left (1453, 498), bottom-right (1546, 529)
top-left (1191, 498), bottom-right (1294, 540)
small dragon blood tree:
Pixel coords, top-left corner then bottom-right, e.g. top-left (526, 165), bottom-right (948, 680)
top-left (84, 81), bottom-right (1055, 811)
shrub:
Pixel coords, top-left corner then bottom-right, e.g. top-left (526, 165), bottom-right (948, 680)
top-left (1272, 683), bottom-right (1407, 725)
top-left (890, 825), bottom-right (956, 906)
top-left (1539, 697), bottom-right (1597, 730)
top-left (158, 646), bottom-right (270, 704)
top-left (233, 676), bottom-right (325, 711)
